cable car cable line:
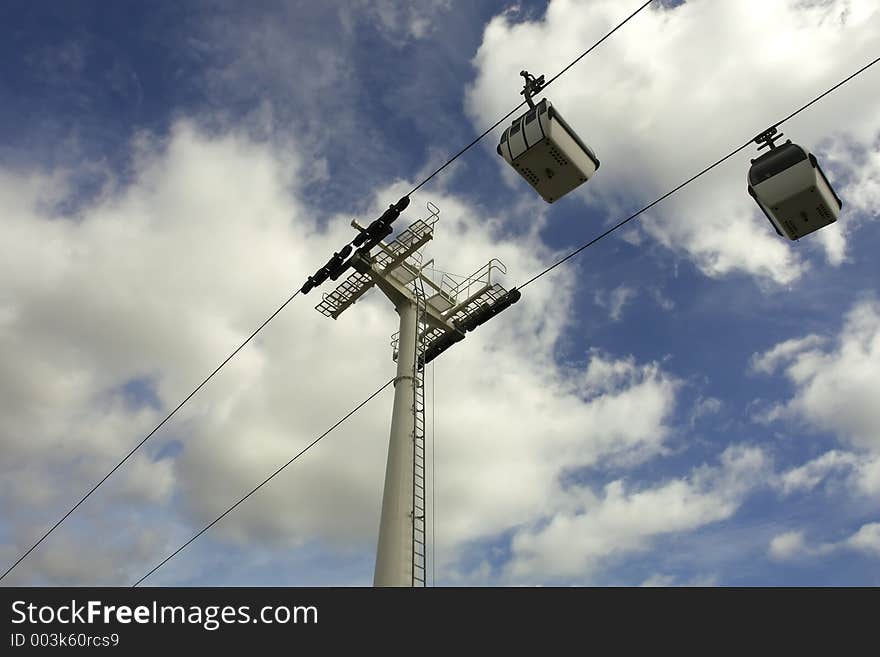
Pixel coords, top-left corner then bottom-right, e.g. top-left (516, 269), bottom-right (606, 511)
top-left (405, 0), bottom-right (655, 197)
top-left (143, 53), bottom-right (877, 582)
top-left (133, 377), bottom-right (395, 586)
top-left (0, 0), bottom-right (654, 576)
top-left (300, 1), bottom-right (654, 300)
top-left (6, 4), bottom-right (871, 585)
top-left (518, 53), bottom-right (880, 290)
top-left (118, 43), bottom-right (877, 580)
top-left (0, 288), bottom-right (304, 582)
top-left (134, 50), bottom-right (880, 586)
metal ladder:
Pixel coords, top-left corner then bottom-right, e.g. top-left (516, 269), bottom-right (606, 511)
top-left (411, 279), bottom-right (428, 587)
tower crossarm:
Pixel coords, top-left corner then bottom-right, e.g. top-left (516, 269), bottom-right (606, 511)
top-left (316, 204), bottom-right (442, 321)
top-left (370, 221), bottom-right (434, 282)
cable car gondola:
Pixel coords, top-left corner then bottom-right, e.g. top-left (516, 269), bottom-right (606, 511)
top-left (496, 71), bottom-right (600, 203)
top-left (747, 127), bottom-right (842, 240)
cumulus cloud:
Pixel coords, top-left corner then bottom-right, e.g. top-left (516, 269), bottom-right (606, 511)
top-left (8, 0), bottom-right (876, 587)
top-left (757, 299), bottom-right (880, 452)
top-left (505, 445), bottom-right (770, 582)
top-left (754, 300), bottom-right (880, 526)
top-left (0, 120), bottom-right (683, 584)
top-left (466, 0), bottom-right (880, 283)
top-left (776, 450), bottom-right (859, 495)
top-left (768, 530), bottom-right (809, 560)
top-left (769, 447), bottom-right (880, 501)
top-left (820, 134), bottom-right (880, 260)
top-left (846, 522), bottom-right (880, 557)
top-left (430, 349), bottom-right (680, 566)
top-left (769, 522), bottom-right (880, 561)
top-left (750, 335), bottom-right (825, 375)
top-left (767, 530), bottom-right (838, 561)
top-left (853, 455), bottom-right (880, 497)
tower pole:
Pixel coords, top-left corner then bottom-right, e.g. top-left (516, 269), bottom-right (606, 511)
top-left (373, 299), bottom-right (417, 586)
top-left (311, 204), bottom-right (511, 586)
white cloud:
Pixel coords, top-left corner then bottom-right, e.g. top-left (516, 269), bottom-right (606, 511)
top-left (9, 0), bottom-right (877, 587)
top-left (640, 573), bottom-right (676, 587)
top-left (757, 301), bottom-right (880, 524)
top-left (820, 135), bottom-right (880, 261)
top-left (430, 349), bottom-right (680, 558)
top-left (760, 299), bottom-right (880, 452)
top-left (689, 396), bottom-right (722, 427)
top-left (648, 285), bottom-right (675, 312)
top-left (640, 572), bottom-right (718, 587)
top-left (776, 450), bottom-right (858, 495)
top-left (349, 0), bottom-right (452, 42)
top-left (768, 530), bottom-right (808, 560)
top-left (750, 335), bottom-right (825, 375)
top-left (0, 524), bottom-right (167, 586)
top-left (595, 284), bottom-right (637, 321)
top-left (506, 445), bottom-right (770, 582)
top-left (0, 120), bottom-right (682, 584)
top-left (853, 454), bottom-right (880, 496)
top-left (769, 522), bottom-right (880, 561)
top-left (771, 447), bottom-right (880, 501)
top-left (846, 522), bottom-right (880, 557)
top-left (466, 0), bottom-right (880, 283)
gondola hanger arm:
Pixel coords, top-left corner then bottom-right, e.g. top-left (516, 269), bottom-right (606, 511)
top-left (520, 70), bottom-right (546, 109)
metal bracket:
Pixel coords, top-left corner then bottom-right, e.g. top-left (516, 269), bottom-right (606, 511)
top-left (520, 70), bottom-right (546, 109)
top-left (753, 126), bottom-right (785, 152)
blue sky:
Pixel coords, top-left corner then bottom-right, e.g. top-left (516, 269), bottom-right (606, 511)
top-left (1, 0), bottom-right (879, 586)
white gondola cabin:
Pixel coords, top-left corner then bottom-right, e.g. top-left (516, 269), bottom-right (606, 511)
top-left (497, 98), bottom-right (600, 203)
top-left (747, 139), bottom-right (842, 241)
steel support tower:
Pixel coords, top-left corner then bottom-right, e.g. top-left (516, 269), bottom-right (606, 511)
top-left (315, 202), bottom-right (511, 586)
